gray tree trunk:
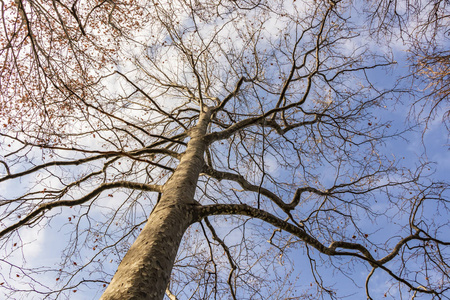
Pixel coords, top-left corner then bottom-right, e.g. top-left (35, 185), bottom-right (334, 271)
top-left (100, 108), bottom-right (212, 300)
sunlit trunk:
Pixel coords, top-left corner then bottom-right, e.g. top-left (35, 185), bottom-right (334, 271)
top-left (100, 108), bottom-right (211, 300)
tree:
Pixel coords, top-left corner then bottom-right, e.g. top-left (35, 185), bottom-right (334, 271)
top-left (0, 0), bottom-right (449, 299)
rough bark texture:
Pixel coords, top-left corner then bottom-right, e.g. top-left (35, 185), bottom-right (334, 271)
top-left (100, 109), bottom-right (211, 300)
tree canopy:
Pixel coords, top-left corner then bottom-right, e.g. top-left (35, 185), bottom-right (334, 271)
top-left (0, 0), bottom-right (449, 299)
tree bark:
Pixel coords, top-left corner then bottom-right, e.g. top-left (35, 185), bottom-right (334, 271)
top-left (100, 108), bottom-right (211, 300)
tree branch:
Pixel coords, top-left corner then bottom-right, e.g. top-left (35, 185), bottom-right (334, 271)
top-left (0, 181), bottom-right (162, 239)
top-left (197, 203), bottom-right (439, 296)
top-left (0, 147), bottom-right (181, 183)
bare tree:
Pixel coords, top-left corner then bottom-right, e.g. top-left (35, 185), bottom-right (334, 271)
top-left (0, 0), bottom-right (449, 299)
top-left (361, 0), bottom-right (450, 134)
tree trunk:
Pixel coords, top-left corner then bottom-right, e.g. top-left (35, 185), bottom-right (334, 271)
top-left (100, 108), bottom-right (211, 300)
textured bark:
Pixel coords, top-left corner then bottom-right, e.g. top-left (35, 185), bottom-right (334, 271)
top-left (100, 109), bottom-right (212, 300)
